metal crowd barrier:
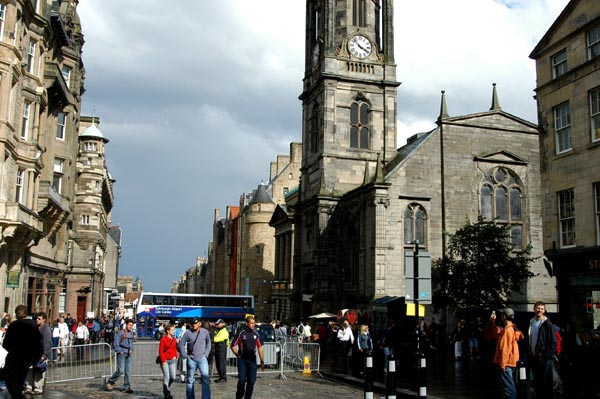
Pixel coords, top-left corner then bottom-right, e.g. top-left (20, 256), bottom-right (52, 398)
top-left (47, 343), bottom-right (113, 384)
top-left (46, 339), bottom-right (320, 383)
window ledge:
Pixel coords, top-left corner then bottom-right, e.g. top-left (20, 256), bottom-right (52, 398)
top-left (552, 149), bottom-right (575, 160)
top-left (587, 140), bottom-right (600, 150)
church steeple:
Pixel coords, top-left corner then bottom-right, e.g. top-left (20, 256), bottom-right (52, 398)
top-left (300, 0), bottom-right (399, 200)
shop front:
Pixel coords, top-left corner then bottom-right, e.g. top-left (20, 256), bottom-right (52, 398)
top-left (552, 248), bottom-right (600, 344)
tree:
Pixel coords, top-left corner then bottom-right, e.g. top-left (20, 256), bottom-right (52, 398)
top-left (432, 217), bottom-right (536, 312)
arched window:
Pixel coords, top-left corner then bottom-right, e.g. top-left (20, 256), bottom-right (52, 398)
top-left (350, 101), bottom-right (370, 149)
top-left (480, 167), bottom-right (524, 247)
top-left (404, 203), bottom-right (427, 247)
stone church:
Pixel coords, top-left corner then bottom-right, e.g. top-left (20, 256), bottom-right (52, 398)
top-left (280, 0), bottom-right (556, 322)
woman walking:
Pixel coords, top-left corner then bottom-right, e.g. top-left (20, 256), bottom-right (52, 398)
top-left (158, 323), bottom-right (178, 399)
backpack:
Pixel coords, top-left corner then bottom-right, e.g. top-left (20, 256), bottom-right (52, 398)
top-left (298, 324), bottom-right (304, 334)
top-left (555, 327), bottom-right (562, 356)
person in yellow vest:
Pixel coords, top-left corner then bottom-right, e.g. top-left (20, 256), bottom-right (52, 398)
top-left (213, 319), bottom-right (230, 383)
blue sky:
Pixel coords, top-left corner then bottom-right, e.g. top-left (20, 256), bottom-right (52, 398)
top-left (77, 0), bottom-right (569, 292)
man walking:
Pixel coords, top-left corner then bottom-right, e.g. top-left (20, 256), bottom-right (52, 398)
top-left (213, 319), bottom-right (230, 383)
top-left (106, 318), bottom-right (136, 394)
top-left (24, 312), bottom-right (52, 394)
top-left (528, 301), bottom-right (557, 398)
top-left (491, 308), bottom-right (524, 399)
top-left (2, 305), bottom-right (43, 399)
top-left (231, 316), bottom-right (265, 399)
top-left (178, 318), bottom-right (211, 399)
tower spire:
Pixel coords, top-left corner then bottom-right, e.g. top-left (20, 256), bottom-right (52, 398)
top-left (438, 90), bottom-right (449, 122)
top-left (490, 83), bottom-right (502, 111)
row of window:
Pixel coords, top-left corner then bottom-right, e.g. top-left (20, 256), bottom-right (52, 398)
top-left (553, 86), bottom-right (600, 153)
top-left (558, 183), bottom-right (600, 247)
top-left (20, 104), bottom-right (70, 142)
top-left (15, 159), bottom-right (63, 204)
top-left (551, 24), bottom-right (600, 152)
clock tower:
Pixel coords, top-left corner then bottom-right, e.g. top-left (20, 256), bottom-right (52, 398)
top-left (295, 0), bottom-right (399, 313)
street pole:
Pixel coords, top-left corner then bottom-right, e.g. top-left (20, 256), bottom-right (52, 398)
top-left (413, 241), bottom-right (427, 398)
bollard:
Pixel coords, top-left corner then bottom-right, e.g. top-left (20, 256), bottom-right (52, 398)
top-left (417, 351), bottom-right (427, 398)
top-left (386, 353), bottom-right (396, 399)
top-left (364, 353), bottom-right (373, 399)
top-left (516, 360), bottom-right (529, 399)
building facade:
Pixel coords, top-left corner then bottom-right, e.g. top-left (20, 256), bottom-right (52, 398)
top-left (291, 0), bottom-right (554, 322)
top-left (0, 0), bottom-right (117, 321)
top-left (530, 0), bottom-right (600, 334)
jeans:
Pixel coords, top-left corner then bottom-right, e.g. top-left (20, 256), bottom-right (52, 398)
top-left (236, 358), bottom-right (258, 399)
top-left (498, 365), bottom-right (516, 399)
top-left (161, 358), bottom-right (177, 397)
top-left (108, 352), bottom-right (132, 390)
top-left (186, 356), bottom-right (210, 399)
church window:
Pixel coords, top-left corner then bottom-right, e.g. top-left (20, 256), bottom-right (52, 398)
top-left (404, 203), bottom-right (427, 247)
top-left (480, 167), bottom-right (524, 247)
top-left (352, 0), bottom-right (367, 27)
top-left (350, 101), bottom-right (370, 149)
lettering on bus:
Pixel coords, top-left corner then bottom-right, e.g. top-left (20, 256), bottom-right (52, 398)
top-left (590, 259), bottom-right (600, 270)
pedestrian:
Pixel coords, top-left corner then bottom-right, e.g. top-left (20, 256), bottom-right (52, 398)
top-left (74, 320), bottom-right (89, 360)
top-left (490, 308), bottom-right (524, 399)
top-left (2, 304), bottom-right (43, 399)
top-left (178, 317), bottom-right (211, 399)
top-left (103, 317), bottom-right (114, 345)
top-left (57, 317), bottom-right (70, 356)
top-left (51, 319), bottom-right (60, 360)
top-left (231, 315), bottom-right (265, 399)
top-left (105, 318), bottom-right (136, 394)
top-left (356, 324), bottom-right (373, 376)
top-left (303, 321), bottom-right (312, 342)
top-left (24, 312), bottom-right (52, 395)
top-left (0, 313), bottom-right (11, 331)
top-left (337, 320), bottom-right (354, 372)
top-left (175, 320), bottom-right (188, 382)
top-left (528, 301), bottom-right (557, 399)
top-left (158, 323), bottom-right (178, 399)
top-left (380, 320), bottom-right (395, 372)
top-left (451, 320), bottom-right (465, 360)
top-left (213, 319), bottom-right (230, 383)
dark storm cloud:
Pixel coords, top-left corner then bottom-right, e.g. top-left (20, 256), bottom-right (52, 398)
top-left (78, 0), bottom-right (567, 290)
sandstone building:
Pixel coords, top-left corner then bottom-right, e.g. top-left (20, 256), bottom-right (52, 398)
top-left (530, 0), bottom-right (600, 332)
top-left (0, 0), bottom-right (118, 321)
top-left (290, 0), bottom-right (554, 321)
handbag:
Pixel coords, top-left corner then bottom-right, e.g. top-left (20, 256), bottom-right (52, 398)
top-left (155, 355), bottom-right (161, 364)
top-left (34, 359), bottom-right (47, 372)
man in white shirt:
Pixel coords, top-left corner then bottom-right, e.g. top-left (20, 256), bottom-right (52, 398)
top-left (337, 321), bottom-right (354, 372)
top-left (57, 317), bottom-right (70, 356)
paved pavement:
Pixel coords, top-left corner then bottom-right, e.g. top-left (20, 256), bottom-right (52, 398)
top-left (2, 374), bottom-right (364, 399)
top-left (3, 350), bottom-right (599, 398)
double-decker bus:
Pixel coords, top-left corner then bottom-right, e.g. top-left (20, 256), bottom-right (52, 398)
top-left (135, 292), bottom-right (254, 338)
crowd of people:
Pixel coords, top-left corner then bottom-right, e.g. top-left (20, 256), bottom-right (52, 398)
top-left (0, 302), bottom-right (583, 399)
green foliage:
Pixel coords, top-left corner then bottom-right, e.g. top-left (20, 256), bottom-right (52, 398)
top-left (432, 217), bottom-right (536, 312)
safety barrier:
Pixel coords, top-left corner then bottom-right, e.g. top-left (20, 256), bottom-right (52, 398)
top-left (47, 343), bottom-right (113, 384)
top-left (46, 339), bottom-right (320, 383)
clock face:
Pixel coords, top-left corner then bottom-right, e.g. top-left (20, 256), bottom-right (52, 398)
top-left (348, 35), bottom-right (372, 59)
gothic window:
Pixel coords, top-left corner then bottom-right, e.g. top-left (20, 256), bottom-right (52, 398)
top-left (404, 203), bottom-right (427, 248)
top-left (350, 101), bottom-right (369, 149)
top-left (353, 0), bottom-right (367, 27)
top-left (480, 167), bottom-right (524, 247)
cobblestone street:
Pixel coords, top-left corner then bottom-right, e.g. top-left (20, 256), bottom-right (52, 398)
top-left (30, 374), bottom-right (363, 399)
